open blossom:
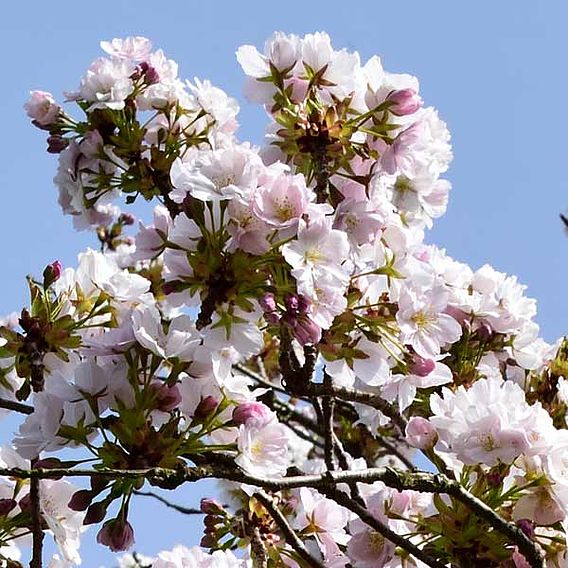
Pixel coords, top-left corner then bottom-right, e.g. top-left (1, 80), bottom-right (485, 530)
top-left (100, 36), bottom-right (153, 61)
top-left (397, 285), bottom-right (462, 358)
top-left (236, 418), bottom-right (290, 477)
top-left (430, 376), bottom-right (555, 466)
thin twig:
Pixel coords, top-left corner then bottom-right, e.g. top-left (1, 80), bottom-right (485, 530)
top-left (254, 491), bottom-right (325, 568)
top-left (133, 490), bottom-right (203, 515)
top-left (0, 398), bottom-right (33, 415)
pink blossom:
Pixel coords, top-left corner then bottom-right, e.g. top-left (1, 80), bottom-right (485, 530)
top-left (24, 90), bottom-right (60, 126)
top-left (405, 416), bottom-right (438, 449)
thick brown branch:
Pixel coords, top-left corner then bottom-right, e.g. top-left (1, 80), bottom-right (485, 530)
top-left (0, 464), bottom-right (543, 566)
top-left (29, 459), bottom-right (43, 568)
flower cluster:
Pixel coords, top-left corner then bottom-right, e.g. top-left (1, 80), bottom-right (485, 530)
top-left (0, 32), bottom-right (565, 568)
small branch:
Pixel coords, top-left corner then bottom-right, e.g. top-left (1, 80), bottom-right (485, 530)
top-left (133, 490), bottom-right (203, 515)
top-left (321, 373), bottom-right (335, 472)
top-left (254, 491), bottom-right (325, 568)
top-left (0, 398), bottom-right (33, 415)
top-left (375, 433), bottom-right (415, 471)
top-left (29, 459), bottom-right (43, 568)
top-left (323, 487), bottom-right (447, 568)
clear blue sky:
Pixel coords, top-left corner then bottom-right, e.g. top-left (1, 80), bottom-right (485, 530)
top-left (1, 1), bottom-right (567, 565)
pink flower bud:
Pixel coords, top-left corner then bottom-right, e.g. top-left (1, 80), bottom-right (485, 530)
top-left (260, 292), bottom-right (277, 313)
top-left (408, 354), bottom-right (435, 377)
top-left (516, 518), bottom-right (535, 540)
top-left (96, 517), bottom-right (135, 552)
top-left (387, 89), bottom-right (422, 116)
top-left (25, 90), bottom-right (61, 126)
top-left (200, 498), bottom-right (224, 515)
top-left (476, 321), bottom-right (493, 342)
top-left (0, 498), bottom-right (17, 516)
top-left (291, 315), bottom-right (321, 345)
top-left (68, 490), bottom-right (93, 512)
top-left (193, 395), bottom-right (219, 422)
top-left (84, 501), bottom-right (107, 525)
top-left (46, 135), bottom-right (69, 154)
top-left (405, 417), bottom-right (438, 449)
top-left (284, 293), bottom-right (300, 312)
top-left (42, 260), bottom-right (62, 289)
top-left (233, 402), bottom-right (273, 426)
top-left (149, 381), bottom-right (181, 412)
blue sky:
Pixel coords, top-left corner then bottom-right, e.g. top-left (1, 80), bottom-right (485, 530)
top-left (1, 0), bottom-right (567, 565)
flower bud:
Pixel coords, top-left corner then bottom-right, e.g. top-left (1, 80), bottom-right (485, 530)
top-left (232, 402), bottom-right (273, 427)
top-left (408, 354), bottom-right (435, 377)
top-left (386, 89), bottom-right (422, 116)
top-left (119, 213), bottom-right (136, 226)
top-left (96, 517), bottom-right (135, 552)
top-left (200, 498), bottom-right (224, 515)
top-left (476, 321), bottom-right (493, 342)
top-left (42, 260), bottom-right (62, 289)
top-left (193, 396), bottom-right (219, 422)
top-left (68, 490), bottom-right (93, 512)
top-left (149, 381), bottom-right (181, 412)
top-left (84, 501), bottom-right (108, 525)
top-left (0, 498), bottom-right (17, 516)
top-left (24, 90), bottom-right (60, 126)
top-left (405, 416), bottom-right (438, 449)
top-left (284, 293), bottom-right (299, 313)
top-left (260, 292), bottom-right (277, 313)
top-left (290, 315), bottom-right (321, 346)
top-left (516, 518), bottom-right (535, 540)
top-left (46, 135), bottom-right (69, 154)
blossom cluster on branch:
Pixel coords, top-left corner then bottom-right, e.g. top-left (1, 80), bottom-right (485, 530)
top-left (0, 32), bottom-right (566, 567)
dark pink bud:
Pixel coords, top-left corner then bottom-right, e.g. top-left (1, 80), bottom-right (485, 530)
top-left (68, 490), bottom-right (93, 512)
top-left (516, 518), bottom-right (535, 540)
top-left (409, 354), bottom-right (435, 377)
top-left (193, 396), bottom-right (219, 422)
top-left (387, 89), bottom-right (422, 116)
top-left (0, 498), bottom-right (17, 516)
top-left (200, 498), bottom-right (224, 515)
top-left (284, 293), bottom-right (300, 313)
top-left (296, 294), bottom-right (311, 314)
top-left (46, 135), bottom-right (69, 154)
top-left (96, 517), bottom-right (135, 552)
top-left (486, 470), bottom-right (504, 488)
top-left (260, 292), bottom-right (277, 313)
top-left (291, 315), bottom-right (321, 346)
top-left (84, 501), bottom-right (108, 525)
top-left (232, 402), bottom-right (273, 426)
top-left (18, 494), bottom-right (31, 514)
top-left (119, 213), bottom-right (136, 226)
top-left (477, 321), bottom-right (493, 342)
top-left (149, 381), bottom-right (181, 412)
top-left (42, 260), bottom-right (62, 288)
top-left (200, 534), bottom-right (216, 548)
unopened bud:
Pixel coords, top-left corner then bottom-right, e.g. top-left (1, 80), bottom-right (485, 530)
top-left (200, 498), bottom-right (224, 515)
top-left (405, 416), bottom-right (438, 449)
top-left (46, 135), bottom-right (69, 154)
top-left (387, 89), bottom-right (422, 116)
top-left (96, 517), bottom-right (135, 552)
top-left (149, 381), bottom-right (181, 412)
top-left (290, 315), bottom-right (321, 346)
top-left (477, 321), bottom-right (493, 342)
top-left (232, 402), bottom-right (273, 427)
top-left (119, 213), bottom-right (136, 226)
top-left (84, 501), bottom-right (108, 525)
top-left (0, 499), bottom-right (17, 516)
top-left (516, 518), bottom-right (535, 540)
top-left (193, 396), bottom-right (219, 422)
top-left (408, 354), bottom-right (435, 377)
top-left (42, 260), bottom-right (62, 289)
top-left (68, 490), bottom-right (93, 512)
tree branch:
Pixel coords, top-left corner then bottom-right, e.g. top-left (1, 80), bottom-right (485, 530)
top-left (0, 398), bottom-right (33, 415)
top-left (0, 464), bottom-right (543, 566)
top-left (29, 459), bottom-right (43, 568)
top-left (133, 490), bottom-right (203, 515)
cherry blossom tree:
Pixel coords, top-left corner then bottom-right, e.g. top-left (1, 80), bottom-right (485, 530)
top-left (0, 32), bottom-right (565, 567)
